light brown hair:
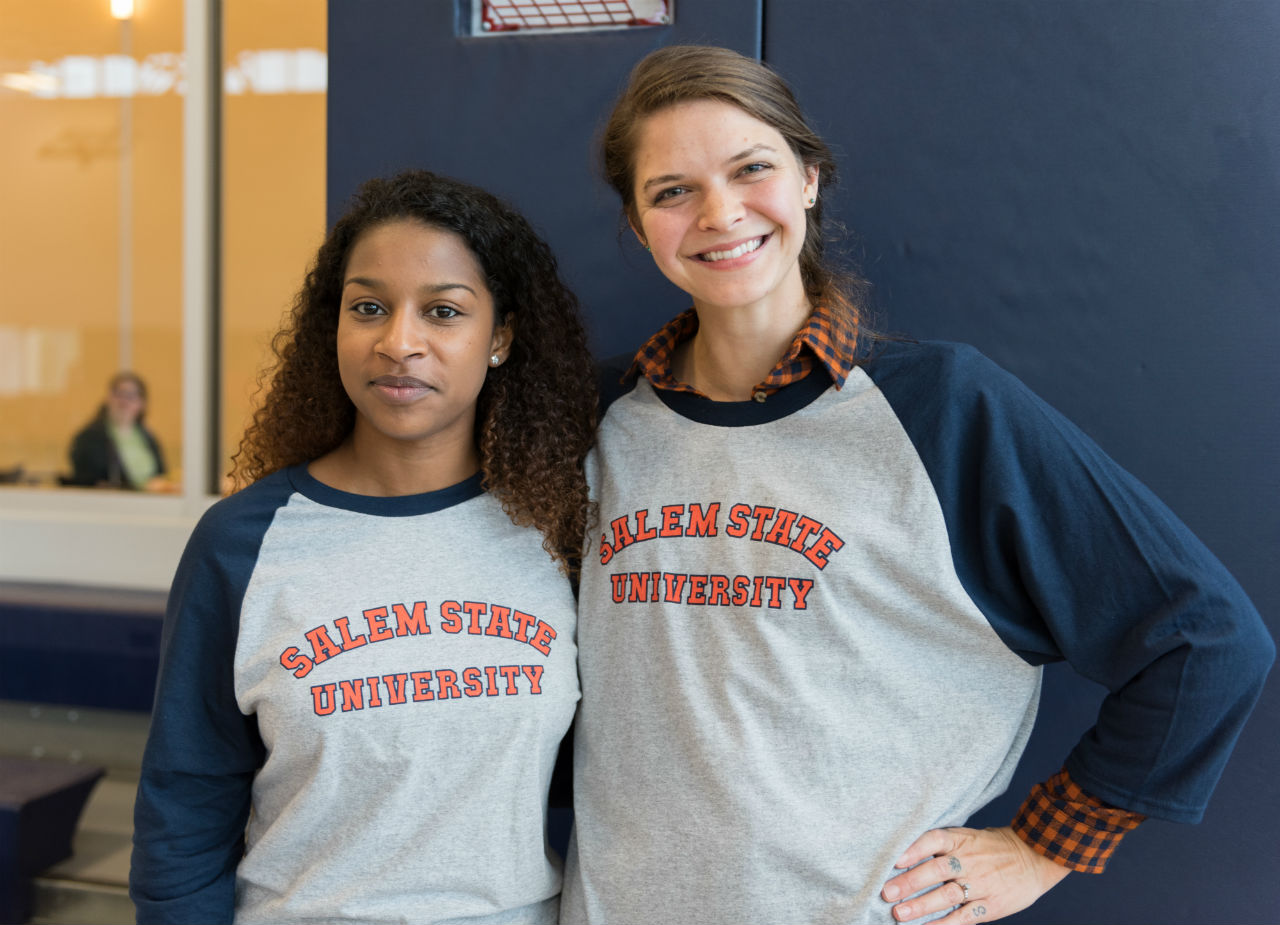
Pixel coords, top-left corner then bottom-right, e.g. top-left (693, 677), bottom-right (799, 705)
top-left (601, 44), bottom-right (867, 326)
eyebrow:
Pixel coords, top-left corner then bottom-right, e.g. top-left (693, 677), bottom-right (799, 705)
top-left (640, 143), bottom-right (780, 192)
top-left (343, 277), bottom-right (479, 297)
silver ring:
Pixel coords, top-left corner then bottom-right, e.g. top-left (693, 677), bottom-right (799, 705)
top-left (958, 881), bottom-right (970, 902)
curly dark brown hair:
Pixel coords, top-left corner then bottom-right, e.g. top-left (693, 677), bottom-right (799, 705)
top-left (232, 169), bottom-right (597, 573)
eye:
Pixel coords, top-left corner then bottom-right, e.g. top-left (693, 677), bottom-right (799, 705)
top-left (350, 300), bottom-right (385, 316)
top-left (426, 304), bottom-right (461, 320)
top-left (652, 185), bottom-right (690, 205)
top-left (739, 162), bottom-right (772, 178)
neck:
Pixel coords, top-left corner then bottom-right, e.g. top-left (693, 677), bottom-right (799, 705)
top-left (679, 292), bottom-right (813, 401)
top-left (309, 429), bottom-right (480, 497)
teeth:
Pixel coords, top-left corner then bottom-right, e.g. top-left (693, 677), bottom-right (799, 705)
top-left (700, 237), bottom-right (764, 262)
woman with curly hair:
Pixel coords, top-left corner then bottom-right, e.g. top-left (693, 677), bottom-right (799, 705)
top-left (131, 170), bottom-right (596, 925)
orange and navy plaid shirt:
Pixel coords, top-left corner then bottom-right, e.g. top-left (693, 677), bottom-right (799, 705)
top-left (628, 304), bottom-right (860, 397)
top-left (1012, 768), bottom-right (1145, 873)
top-left (629, 305), bottom-right (1146, 871)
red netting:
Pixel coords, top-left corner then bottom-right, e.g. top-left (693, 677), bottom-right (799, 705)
top-left (482, 1), bottom-right (669, 32)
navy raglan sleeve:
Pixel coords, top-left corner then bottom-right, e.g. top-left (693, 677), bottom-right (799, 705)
top-left (595, 351), bottom-right (641, 415)
top-left (130, 492), bottom-right (275, 924)
top-left (871, 341), bottom-right (1274, 822)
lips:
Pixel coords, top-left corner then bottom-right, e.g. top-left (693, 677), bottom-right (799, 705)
top-left (370, 375), bottom-right (433, 402)
top-left (693, 234), bottom-right (769, 263)
top-left (373, 375), bottom-right (429, 388)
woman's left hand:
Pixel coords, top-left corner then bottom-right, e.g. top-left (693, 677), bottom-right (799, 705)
top-left (881, 825), bottom-right (1070, 923)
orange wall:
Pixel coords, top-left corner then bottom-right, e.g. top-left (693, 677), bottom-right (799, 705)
top-left (221, 0), bottom-right (327, 482)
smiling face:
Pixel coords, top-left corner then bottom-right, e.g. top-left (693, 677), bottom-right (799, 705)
top-left (629, 99), bottom-right (819, 319)
top-left (336, 219), bottom-right (511, 468)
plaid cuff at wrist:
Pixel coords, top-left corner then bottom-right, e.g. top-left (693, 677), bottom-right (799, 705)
top-left (1010, 768), bottom-right (1146, 874)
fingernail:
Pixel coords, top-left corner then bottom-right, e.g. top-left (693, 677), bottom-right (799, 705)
top-left (883, 884), bottom-right (899, 901)
top-left (895, 904), bottom-right (912, 920)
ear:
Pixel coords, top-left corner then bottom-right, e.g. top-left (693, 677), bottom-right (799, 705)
top-left (489, 316), bottom-right (515, 365)
top-left (802, 165), bottom-right (820, 205)
top-left (627, 214), bottom-right (648, 250)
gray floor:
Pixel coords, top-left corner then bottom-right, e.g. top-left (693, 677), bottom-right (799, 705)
top-left (2, 701), bottom-right (147, 925)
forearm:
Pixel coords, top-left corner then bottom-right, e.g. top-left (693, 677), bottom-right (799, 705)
top-left (130, 768), bottom-right (253, 924)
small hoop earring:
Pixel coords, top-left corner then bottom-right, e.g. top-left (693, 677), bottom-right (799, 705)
top-left (489, 354), bottom-right (502, 367)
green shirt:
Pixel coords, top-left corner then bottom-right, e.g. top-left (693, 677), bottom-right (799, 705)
top-left (109, 422), bottom-right (159, 489)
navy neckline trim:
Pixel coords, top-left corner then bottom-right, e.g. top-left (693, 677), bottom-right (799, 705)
top-left (652, 368), bottom-right (832, 426)
top-left (285, 465), bottom-right (485, 516)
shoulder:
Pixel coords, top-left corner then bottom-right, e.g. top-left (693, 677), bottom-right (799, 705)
top-left (71, 417), bottom-right (109, 444)
top-left (595, 351), bottom-right (642, 417)
top-left (861, 338), bottom-right (1056, 433)
top-left (184, 469), bottom-right (298, 554)
top-left (862, 338), bottom-right (1016, 393)
top-left (169, 469), bottom-right (302, 618)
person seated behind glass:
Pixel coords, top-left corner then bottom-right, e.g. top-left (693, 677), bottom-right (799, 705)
top-left (66, 371), bottom-right (169, 490)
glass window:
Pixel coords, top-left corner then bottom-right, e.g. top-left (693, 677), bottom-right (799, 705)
top-left (0, 0), bottom-right (184, 489)
top-left (0, 0), bottom-right (326, 590)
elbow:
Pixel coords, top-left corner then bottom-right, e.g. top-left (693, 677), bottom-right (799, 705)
top-left (1231, 600), bottom-right (1275, 688)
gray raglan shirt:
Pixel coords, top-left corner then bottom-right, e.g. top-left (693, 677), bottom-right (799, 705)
top-left (561, 339), bottom-right (1271, 924)
top-left (131, 468), bottom-right (579, 925)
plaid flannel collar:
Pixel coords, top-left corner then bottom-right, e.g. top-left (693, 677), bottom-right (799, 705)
top-left (627, 303), bottom-right (858, 397)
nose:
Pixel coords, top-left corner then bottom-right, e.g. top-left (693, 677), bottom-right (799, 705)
top-left (697, 184), bottom-right (744, 231)
top-left (376, 306), bottom-right (427, 361)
